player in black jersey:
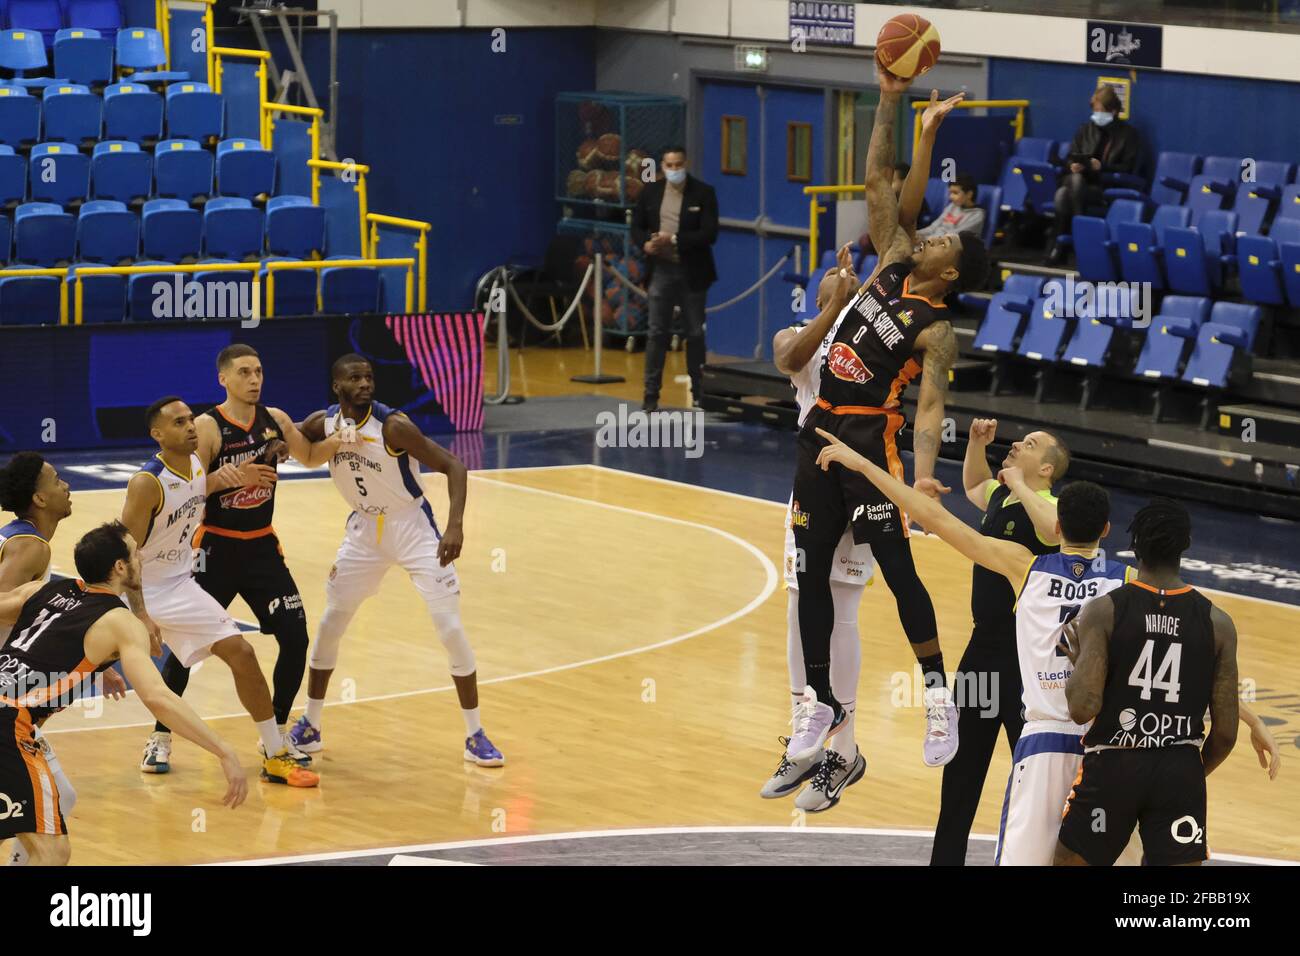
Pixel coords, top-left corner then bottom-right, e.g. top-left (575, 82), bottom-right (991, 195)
top-left (930, 419), bottom-right (1068, 865)
top-left (140, 343), bottom-right (346, 774)
top-left (0, 521), bottom-right (245, 865)
top-left (785, 64), bottom-right (990, 766)
top-left (1056, 499), bottom-right (1239, 866)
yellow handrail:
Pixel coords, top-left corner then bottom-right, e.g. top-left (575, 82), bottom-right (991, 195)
top-left (2, 268), bottom-right (69, 324)
top-left (211, 47), bottom-right (270, 144)
top-left (72, 262), bottom-right (260, 325)
top-left (310, 159), bottom-right (371, 258)
top-left (263, 104), bottom-right (324, 199)
top-left (801, 184), bottom-right (866, 277)
top-left (263, 257), bottom-right (416, 317)
top-left (366, 214), bottom-right (430, 311)
top-left (910, 98), bottom-right (1030, 155)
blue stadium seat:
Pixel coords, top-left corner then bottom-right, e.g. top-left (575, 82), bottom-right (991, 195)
top-left (1134, 296), bottom-right (1211, 380)
top-left (194, 258), bottom-right (255, 321)
top-left (1162, 209), bottom-right (1237, 295)
top-left (1017, 278), bottom-right (1074, 363)
top-left (6, 1), bottom-right (63, 49)
top-left (0, 143), bottom-right (22, 208)
top-left (216, 137), bottom-right (275, 199)
top-left (165, 80), bottom-right (222, 142)
top-left (1069, 200), bottom-right (1143, 282)
top-left (77, 197), bottom-right (136, 263)
top-left (102, 81), bottom-right (160, 141)
top-left (0, 213), bottom-right (12, 261)
top-left (0, 27), bottom-right (60, 87)
top-left (972, 274), bottom-right (1044, 355)
top-left (1231, 184), bottom-right (1273, 238)
top-left (28, 141), bottom-right (88, 204)
top-left (65, 263), bottom-right (126, 322)
top-left (203, 195), bottom-right (262, 260)
top-left (262, 256), bottom-right (317, 315)
top-left (1012, 160), bottom-right (1057, 217)
top-left (917, 177), bottom-right (947, 227)
top-left (90, 138), bottom-right (148, 203)
top-left (265, 194), bottom-right (325, 258)
top-left (1116, 204), bottom-right (1189, 290)
top-left (13, 200), bottom-right (73, 264)
top-left (0, 85), bottom-right (40, 148)
top-left (127, 261), bottom-right (182, 321)
top-left (66, 1), bottom-right (124, 43)
top-left (1235, 217), bottom-right (1300, 307)
top-left (153, 136), bottom-right (211, 202)
top-left (53, 27), bottom-right (113, 87)
top-left (974, 183), bottom-right (1000, 248)
top-left (0, 268), bottom-right (60, 323)
top-left (1013, 137), bottom-right (1056, 162)
top-left (1199, 155), bottom-right (1245, 189)
top-left (1060, 285), bottom-right (1141, 369)
top-left (1272, 217), bottom-right (1300, 306)
top-left (1183, 175), bottom-right (1230, 226)
top-left (115, 27), bottom-right (187, 83)
top-left (857, 252), bottom-right (878, 282)
top-left (141, 197), bottom-right (199, 260)
top-left (1274, 184), bottom-right (1300, 227)
top-left (1142, 151), bottom-right (1202, 207)
top-left (997, 140), bottom-right (1055, 215)
top-left (41, 82), bottom-right (101, 144)
top-left (1181, 302), bottom-right (1261, 389)
top-left (321, 257), bottom-right (379, 313)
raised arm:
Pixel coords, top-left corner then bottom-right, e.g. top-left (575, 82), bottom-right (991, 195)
top-left (999, 466), bottom-right (1061, 546)
top-left (865, 67), bottom-right (915, 269)
top-left (773, 245), bottom-right (856, 375)
top-left (912, 319), bottom-right (958, 496)
top-left (384, 413), bottom-right (467, 567)
top-left (898, 90), bottom-right (965, 234)
top-left (813, 426), bottom-right (1032, 583)
top-left (963, 418), bottom-right (997, 510)
top-left (1201, 606), bottom-right (1240, 776)
top-left (270, 406), bottom-right (342, 467)
top-left (1061, 594), bottom-right (1113, 724)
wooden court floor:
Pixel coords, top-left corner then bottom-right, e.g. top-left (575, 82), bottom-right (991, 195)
top-left (34, 464), bottom-right (1300, 865)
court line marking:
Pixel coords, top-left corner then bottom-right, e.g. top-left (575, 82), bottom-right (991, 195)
top-left (206, 825), bottom-right (1296, 867)
top-left (584, 464), bottom-right (1300, 612)
top-left (43, 468), bottom-right (779, 734)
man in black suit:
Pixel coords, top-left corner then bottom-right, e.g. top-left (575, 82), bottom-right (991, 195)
top-left (631, 146), bottom-right (719, 411)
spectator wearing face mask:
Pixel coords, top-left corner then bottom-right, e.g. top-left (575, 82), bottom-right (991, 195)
top-left (916, 174), bottom-right (984, 241)
top-left (1046, 86), bottom-right (1142, 265)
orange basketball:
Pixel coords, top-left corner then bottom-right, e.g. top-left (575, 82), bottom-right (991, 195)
top-left (875, 13), bottom-right (940, 80)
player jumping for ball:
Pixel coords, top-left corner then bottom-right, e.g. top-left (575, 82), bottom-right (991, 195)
top-left (290, 355), bottom-right (503, 767)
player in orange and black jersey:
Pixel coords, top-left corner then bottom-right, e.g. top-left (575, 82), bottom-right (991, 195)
top-left (784, 66), bottom-right (990, 768)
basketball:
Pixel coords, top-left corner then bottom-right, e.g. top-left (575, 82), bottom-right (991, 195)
top-left (875, 13), bottom-right (941, 79)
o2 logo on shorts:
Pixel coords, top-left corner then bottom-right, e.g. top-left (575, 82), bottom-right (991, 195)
top-left (826, 343), bottom-right (873, 385)
top-left (0, 792), bottom-right (25, 820)
top-left (1170, 815), bottom-right (1204, 845)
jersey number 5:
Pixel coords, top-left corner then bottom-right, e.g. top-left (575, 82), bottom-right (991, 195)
top-left (354, 476), bottom-right (368, 497)
top-left (11, 608), bottom-right (62, 652)
top-left (1128, 640), bottom-right (1183, 703)
top-left (1055, 605), bottom-right (1080, 657)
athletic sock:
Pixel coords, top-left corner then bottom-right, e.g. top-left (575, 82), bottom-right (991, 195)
top-left (829, 702), bottom-right (857, 759)
top-left (305, 696), bottom-right (325, 730)
top-left (256, 718), bottom-right (283, 757)
top-left (919, 653), bottom-right (947, 692)
top-left (461, 707), bottom-right (482, 737)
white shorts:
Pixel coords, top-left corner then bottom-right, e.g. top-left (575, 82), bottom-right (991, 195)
top-left (325, 502), bottom-right (460, 612)
top-left (783, 496), bottom-right (873, 590)
top-left (994, 720), bottom-right (1086, 866)
top-left (144, 572), bottom-right (239, 668)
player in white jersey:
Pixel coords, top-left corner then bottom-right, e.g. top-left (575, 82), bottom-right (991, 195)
top-left (121, 395), bottom-right (322, 787)
top-left (291, 354), bottom-right (504, 767)
top-left (812, 430), bottom-right (1133, 865)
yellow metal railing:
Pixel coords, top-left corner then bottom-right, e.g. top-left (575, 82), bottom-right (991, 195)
top-left (910, 98), bottom-right (1029, 155)
top-left (263, 103), bottom-right (324, 197)
top-left (264, 258), bottom-right (416, 318)
top-left (157, 0), bottom-right (217, 76)
top-left (72, 262), bottom-right (260, 325)
top-left (3, 268), bottom-right (70, 324)
top-left (212, 47), bottom-right (270, 140)
top-left (366, 214), bottom-right (430, 311)
top-left (802, 184), bottom-right (865, 276)
top-left (310, 159), bottom-right (370, 258)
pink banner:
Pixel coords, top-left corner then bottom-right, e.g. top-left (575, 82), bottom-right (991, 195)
top-left (385, 312), bottom-right (485, 432)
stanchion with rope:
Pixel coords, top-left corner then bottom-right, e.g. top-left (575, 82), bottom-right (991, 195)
top-left (571, 252), bottom-right (625, 385)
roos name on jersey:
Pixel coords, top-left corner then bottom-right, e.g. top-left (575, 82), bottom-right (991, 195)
top-left (827, 343), bottom-right (873, 384)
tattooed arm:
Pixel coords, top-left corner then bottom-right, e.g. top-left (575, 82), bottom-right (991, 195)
top-left (911, 319), bottom-right (957, 499)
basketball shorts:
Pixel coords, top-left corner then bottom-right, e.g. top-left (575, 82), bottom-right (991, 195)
top-left (325, 499), bottom-right (460, 612)
top-left (994, 719), bottom-right (1086, 866)
top-left (783, 494), bottom-right (873, 589)
top-left (0, 705), bottom-right (64, 839)
top-left (195, 530), bottom-right (307, 636)
top-left (143, 571), bottom-right (239, 668)
top-left (1058, 745), bottom-right (1209, 866)
top-left (793, 404), bottom-right (910, 546)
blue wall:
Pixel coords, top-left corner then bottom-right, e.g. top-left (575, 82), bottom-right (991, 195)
top-left (988, 58), bottom-right (1300, 176)
top-left (220, 26), bottom-right (596, 310)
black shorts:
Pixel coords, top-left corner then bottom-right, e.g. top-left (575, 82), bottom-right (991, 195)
top-left (194, 530), bottom-right (306, 634)
top-left (0, 705), bottom-right (65, 840)
top-left (793, 404), bottom-right (909, 546)
top-left (1058, 745), bottom-right (1208, 866)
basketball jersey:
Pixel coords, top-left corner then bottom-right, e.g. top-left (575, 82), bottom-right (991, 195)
top-left (815, 262), bottom-right (946, 410)
top-left (972, 484), bottom-right (1059, 636)
top-left (1015, 550), bottom-right (1133, 724)
top-left (0, 518), bottom-right (50, 584)
top-left (0, 578), bottom-right (124, 720)
top-left (1083, 583), bottom-right (1216, 751)
top-left (137, 453), bottom-right (207, 581)
top-left (201, 404), bottom-right (283, 533)
top-left (788, 309), bottom-right (850, 426)
top-left (324, 402), bottom-right (426, 516)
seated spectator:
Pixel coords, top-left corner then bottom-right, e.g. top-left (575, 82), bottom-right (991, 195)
top-left (1046, 85), bottom-right (1142, 264)
top-left (917, 174), bottom-right (984, 240)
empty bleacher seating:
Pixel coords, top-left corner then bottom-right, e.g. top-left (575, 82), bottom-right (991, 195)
top-left (14, 199), bottom-right (74, 264)
top-left (42, 82), bottom-right (101, 145)
top-left (52, 26), bottom-right (112, 86)
top-left (115, 26), bottom-right (186, 83)
top-left (90, 138), bottom-right (149, 203)
top-left (216, 137), bottom-right (275, 199)
top-left (165, 80), bottom-right (222, 143)
top-left (266, 194), bottom-right (325, 258)
top-left (1135, 296), bottom-right (1211, 380)
top-left (28, 140), bottom-right (88, 204)
top-left (203, 195), bottom-right (262, 260)
top-left (76, 197), bottom-right (135, 263)
top-left (0, 84), bottom-right (41, 148)
top-left (141, 196), bottom-right (199, 260)
top-left (153, 136), bottom-right (211, 202)
top-left (102, 80), bottom-right (161, 142)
